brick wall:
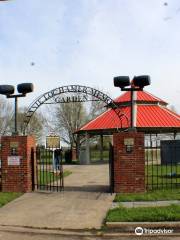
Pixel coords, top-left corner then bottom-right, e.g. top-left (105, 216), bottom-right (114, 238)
top-left (113, 132), bottom-right (145, 193)
top-left (1, 136), bottom-right (36, 192)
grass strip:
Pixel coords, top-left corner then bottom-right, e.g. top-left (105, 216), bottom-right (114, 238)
top-left (0, 192), bottom-right (22, 208)
top-left (38, 170), bottom-right (72, 185)
top-left (115, 189), bottom-right (180, 202)
top-left (106, 204), bottom-right (180, 222)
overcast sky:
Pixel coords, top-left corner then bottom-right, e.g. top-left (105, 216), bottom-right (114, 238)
top-left (0, 0), bottom-right (180, 112)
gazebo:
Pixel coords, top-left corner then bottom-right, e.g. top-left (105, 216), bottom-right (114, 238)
top-left (76, 90), bottom-right (180, 164)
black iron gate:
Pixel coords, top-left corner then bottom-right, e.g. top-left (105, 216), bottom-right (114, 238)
top-left (145, 135), bottom-right (180, 191)
top-left (109, 143), bottom-right (114, 193)
top-left (33, 147), bottom-right (64, 192)
top-left (0, 142), bottom-right (2, 192)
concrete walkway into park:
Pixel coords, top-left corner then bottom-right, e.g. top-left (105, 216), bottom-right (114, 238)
top-left (0, 164), bottom-right (114, 230)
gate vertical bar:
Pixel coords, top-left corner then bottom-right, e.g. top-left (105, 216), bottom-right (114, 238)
top-left (45, 148), bottom-right (48, 191)
top-left (48, 148), bottom-right (51, 191)
top-left (160, 143), bottom-right (163, 189)
top-left (31, 148), bottom-right (35, 191)
top-left (150, 134), bottom-right (153, 190)
top-left (109, 143), bottom-right (114, 194)
top-left (61, 150), bottom-right (64, 191)
top-left (170, 144), bottom-right (173, 189)
top-left (175, 144), bottom-right (178, 188)
top-left (155, 134), bottom-right (158, 190)
top-left (0, 140), bottom-right (2, 191)
top-left (37, 147), bottom-right (41, 190)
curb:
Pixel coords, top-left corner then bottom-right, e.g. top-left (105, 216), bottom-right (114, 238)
top-left (106, 222), bottom-right (180, 236)
top-left (0, 225), bottom-right (146, 238)
top-left (106, 221), bottom-right (180, 228)
top-left (0, 224), bottom-right (180, 237)
top-left (112, 200), bottom-right (180, 208)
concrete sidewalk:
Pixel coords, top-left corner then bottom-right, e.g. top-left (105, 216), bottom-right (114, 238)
top-left (112, 200), bottom-right (180, 208)
top-left (63, 164), bottom-right (110, 192)
top-left (0, 164), bottom-right (114, 230)
top-left (0, 192), bottom-right (114, 229)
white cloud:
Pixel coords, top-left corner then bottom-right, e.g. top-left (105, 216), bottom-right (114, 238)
top-left (0, 0), bottom-right (179, 111)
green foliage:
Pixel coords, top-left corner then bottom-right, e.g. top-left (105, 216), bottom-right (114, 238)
top-left (106, 204), bottom-right (180, 222)
top-left (90, 150), bottom-right (109, 162)
top-left (0, 96), bottom-right (13, 135)
top-left (18, 108), bottom-right (45, 143)
top-left (38, 170), bottom-right (72, 185)
top-left (115, 189), bottom-right (180, 202)
top-left (64, 149), bottom-right (72, 164)
top-left (53, 101), bottom-right (87, 147)
top-left (0, 192), bottom-right (22, 207)
top-left (146, 164), bottom-right (180, 190)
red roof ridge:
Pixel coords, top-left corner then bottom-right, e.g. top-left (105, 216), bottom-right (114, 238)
top-left (159, 106), bottom-right (180, 120)
top-left (143, 91), bottom-right (167, 104)
top-left (114, 90), bottom-right (167, 104)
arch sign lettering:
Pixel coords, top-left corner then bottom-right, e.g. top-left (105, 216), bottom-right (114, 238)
top-left (23, 85), bottom-right (129, 133)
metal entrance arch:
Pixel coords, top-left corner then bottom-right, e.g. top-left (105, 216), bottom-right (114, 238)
top-left (23, 85), bottom-right (129, 133)
top-left (24, 85), bottom-right (129, 193)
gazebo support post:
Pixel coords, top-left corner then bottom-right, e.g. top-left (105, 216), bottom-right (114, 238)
top-left (76, 134), bottom-right (80, 160)
top-left (85, 132), bottom-right (90, 164)
top-left (100, 134), bottom-right (103, 162)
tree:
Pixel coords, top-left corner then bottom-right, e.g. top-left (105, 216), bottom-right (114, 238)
top-left (47, 101), bottom-right (87, 149)
top-left (18, 108), bottom-right (45, 143)
top-left (0, 96), bottom-right (13, 135)
top-left (44, 89), bottom-right (110, 151)
top-left (88, 97), bottom-right (106, 120)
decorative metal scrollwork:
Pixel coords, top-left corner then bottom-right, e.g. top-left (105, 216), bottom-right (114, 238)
top-left (23, 85), bottom-right (129, 133)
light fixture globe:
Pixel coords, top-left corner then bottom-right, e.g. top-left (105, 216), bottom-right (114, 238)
top-left (17, 83), bottom-right (34, 94)
top-left (0, 85), bottom-right (15, 95)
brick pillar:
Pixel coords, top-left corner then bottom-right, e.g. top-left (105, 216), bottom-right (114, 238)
top-left (1, 135), bottom-right (36, 192)
top-left (113, 132), bottom-right (145, 193)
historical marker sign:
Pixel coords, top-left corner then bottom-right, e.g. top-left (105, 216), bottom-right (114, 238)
top-left (46, 136), bottom-right (60, 148)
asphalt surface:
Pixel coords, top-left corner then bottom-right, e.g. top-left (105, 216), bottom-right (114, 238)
top-left (0, 231), bottom-right (179, 240)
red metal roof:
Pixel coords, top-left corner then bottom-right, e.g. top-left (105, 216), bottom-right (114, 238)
top-left (114, 91), bottom-right (167, 104)
top-left (80, 107), bottom-right (129, 131)
top-left (137, 105), bottom-right (180, 128)
top-left (78, 91), bottom-right (180, 132)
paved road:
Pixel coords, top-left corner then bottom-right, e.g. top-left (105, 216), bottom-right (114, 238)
top-left (0, 231), bottom-right (179, 240)
top-left (0, 164), bottom-right (114, 230)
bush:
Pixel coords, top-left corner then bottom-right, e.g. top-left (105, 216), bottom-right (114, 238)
top-left (64, 149), bottom-right (72, 164)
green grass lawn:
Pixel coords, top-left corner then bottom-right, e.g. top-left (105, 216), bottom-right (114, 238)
top-left (90, 150), bottom-right (109, 162)
top-left (145, 147), bottom-right (180, 190)
top-left (38, 170), bottom-right (72, 185)
top-left (0, 192), bottom-right (22, 208)
top-left (106, 204), bottom-right (180, 222)
top-left (115, 189), bottom-right (180, 202)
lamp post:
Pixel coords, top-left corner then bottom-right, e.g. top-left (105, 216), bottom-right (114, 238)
top-left (0, 83), bottom-right (34, 135)
top-left (114, 75), bottom-right (151, 131)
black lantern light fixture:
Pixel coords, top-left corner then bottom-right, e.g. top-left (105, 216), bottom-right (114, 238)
top-left (113, 75), bottom-right (151, 130)
top-left (0, 83), bottom-right (34, 135)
